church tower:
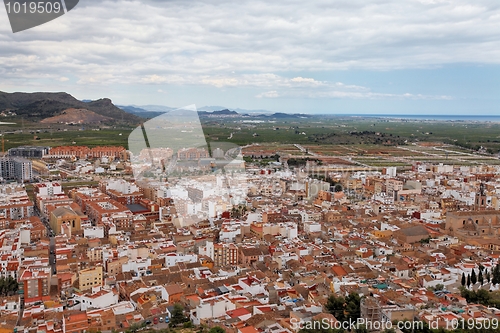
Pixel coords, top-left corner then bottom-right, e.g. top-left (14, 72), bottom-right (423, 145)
top-left (475, 182), bottom-right (487, 211)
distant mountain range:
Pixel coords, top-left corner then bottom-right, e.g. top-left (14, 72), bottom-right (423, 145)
top-left (200, 106), bottom-right (273, 114)
top-left (198, 109), bottom-right (239, 116)
top-left (0, 91), bottom-right (312, 125)
top-left (117, 105), bottom-right (167, 119)
top-left (118, 103), bottom-right (312, 119)
top-left (119, 104), bottom-right (273, 114)
top-left (0, 91), bottom-right (141, 125)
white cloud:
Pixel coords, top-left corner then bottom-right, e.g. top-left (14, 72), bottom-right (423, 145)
top-left (256, 90), bottom-right (279, 98)
top-left (0, 0), bottom-right (497, 100)
top-left (141, 75), bottom-right (168, 84)
top-left (290, 77), bottom-right (323, 86)
top-left (256, 86), bottom-right (453, 100)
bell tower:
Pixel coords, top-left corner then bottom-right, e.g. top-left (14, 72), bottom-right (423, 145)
top-left (475, 182), bottom-right (487, 211)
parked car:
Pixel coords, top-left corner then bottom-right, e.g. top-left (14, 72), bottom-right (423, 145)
top-left (153, 317), bottom-right (159, 325)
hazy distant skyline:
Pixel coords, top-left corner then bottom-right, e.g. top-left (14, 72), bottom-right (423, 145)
top-left (1, 0), bottom-right (500, 114)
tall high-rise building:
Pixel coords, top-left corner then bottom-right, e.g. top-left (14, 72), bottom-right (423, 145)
top-left (19, 258), bottom-right (51, 304)
top-left (0, 157), bottom-right (33, 182)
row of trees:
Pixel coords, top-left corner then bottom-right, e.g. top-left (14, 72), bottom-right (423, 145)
top-left (460, 263), bottom-right (500, 288)
top-left (287, 157), bottom-right (321, 167)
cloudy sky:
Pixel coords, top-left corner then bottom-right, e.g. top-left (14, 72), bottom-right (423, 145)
top-left (1, 0), bottom-right (500, 114)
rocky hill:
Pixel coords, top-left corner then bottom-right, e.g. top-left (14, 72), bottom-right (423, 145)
top-left (198, 109), bottom-right (239, 117)
top-left (40, 108), bottom-right (112, 124)
top-left (0, 91), bottom-right (141, 124)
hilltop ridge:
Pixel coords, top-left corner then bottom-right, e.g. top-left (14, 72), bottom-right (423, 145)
top-left (0, 91), bottom-right (141, 125)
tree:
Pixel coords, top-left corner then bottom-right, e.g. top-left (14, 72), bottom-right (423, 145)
top-left (324, 292), bottom-right (361, 323)
top-left (476, 289), bottom-right (490, 305)
top-left (344, 292), bottom-right (361, 321)
top-left (170, 303), bottom-right (187, 327)
top-left (0, 276), bottom-right (18, 296)
top-left (208, 327), bottom-right (225, 333)
top-left (471, 269), bottom-right (477, 285)
top-left (419, 236), bottom-right (431, 244)
top-left (492, 264), bottom-right (500, 285)
top-left (325, 294), bottom-right (346, 321)
top-left (467, 274), bottom-right (471, 288)
top-left (461, 273), bottom-right (466, 286)
top-left (434, 284), bottom-right (444, 291)
top-left (478, 270), bottom-right (484, 286)
top-left (460, 286), bottom-right (492, 306)
top-left (486, 271), bottom-right (491, 283)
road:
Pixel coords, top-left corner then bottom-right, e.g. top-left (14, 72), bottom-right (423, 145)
top-left (293, 144), bottom-right (318, 156)
top-left (225, 146), bottom-right (242, 160)
top-left (49, 236), bottom-right (56, 273)
top-left (33, 205), bottom-right (56, 273)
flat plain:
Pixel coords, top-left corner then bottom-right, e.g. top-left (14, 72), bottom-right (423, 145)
top-left (1, 115), bottom-right (499, 168)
